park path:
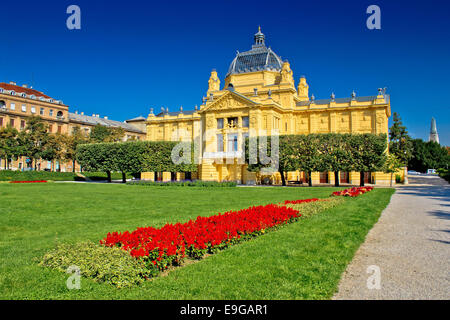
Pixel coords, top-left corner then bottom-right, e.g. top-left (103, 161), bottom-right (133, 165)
top-left (333, 175), bottom-right (450, 300)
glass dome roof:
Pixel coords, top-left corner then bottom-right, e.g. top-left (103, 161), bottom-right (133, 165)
top-left (226, 28), bottom-right (283, 76)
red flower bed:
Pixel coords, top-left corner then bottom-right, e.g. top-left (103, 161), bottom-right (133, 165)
top-left (331, 186), bottom-right (374, 197)
top-left (284, 198), bottom-right (320, 205)
top-left (101, 204), bottom-right (301, 275)
top-left (9, 180), bottom-right (47, 184)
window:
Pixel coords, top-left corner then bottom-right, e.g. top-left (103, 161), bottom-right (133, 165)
top-left (217, 118), bottom-right (224, 129)
top-left (31, 106), bottom-right (36, 114)
top-left (20, 120), bottom-right (25, 130)
top-left (21, 93), bottom-right (26, 98)
top-left (57, 111), bottom-right (63, 118)
top-left (217, 134), bottom-right (223, 152)
top-left (21, 105), bottom-right (26, 112)
top-left (49, 109), bottom-right (54, 117)
top-left (227, 117), bottom-right (238, 128)
top-left (49, 125), bottom-right (53, 133)
top-left (0, 100), bottom-right (5, 109)
top-left (40, 108), bottom-right (44, 115)
top-left (0, 117), bottom-right (3, 127)
top-left (10, 119), bottom-right (15, 127)
top-left (242, 133), bottom-right (249, 152)
top-left (227, 133), bottom-right (238, 152)
top-left (10, 91), bottom-right (15, 96)
top-left (10, 103), bottom-right (15, 110)
top-left (57, 126), bottom-right (62, 134)
top-left (242, 116), bottom-right (249, 128)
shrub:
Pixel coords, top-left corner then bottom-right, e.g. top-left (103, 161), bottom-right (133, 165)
top-left (39, 241), bottom-right (151, 288)
top-left (395, 174), bottom-right (402, 183)
top-left (285, 198), bottom-right (344, 219)
top-left (127, 180), bottom-right (237, 187)
top-left (0, 170), bottom-right (76, 181)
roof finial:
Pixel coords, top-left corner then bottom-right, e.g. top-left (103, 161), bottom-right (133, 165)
top-left (253, 26), bottom-right (265, 49)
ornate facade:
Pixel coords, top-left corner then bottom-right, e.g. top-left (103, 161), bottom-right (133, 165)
top-left (143, 28), bottom-right (392, 185)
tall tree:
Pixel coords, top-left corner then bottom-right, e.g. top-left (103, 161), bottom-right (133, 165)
top-left (389, 112), bottom-right (413, 166)
top-left (65, 127), bottom-right (88, 172)
top-left (0, 125), bottom-right (20, 170)
top-left (19, 116), bottom-right (50, 170)
top-left (408, 139), bottom-right (450, 172)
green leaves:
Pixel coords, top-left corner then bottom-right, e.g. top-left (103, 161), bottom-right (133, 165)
top-left (76, 141), bottom-right (198, 178)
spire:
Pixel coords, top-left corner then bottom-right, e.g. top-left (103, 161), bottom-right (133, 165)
top-left (252, 26), bottom-right (265, 49)
top-left (430, 117), bottom-right (437, 134)
top-left (429, 117), bottom-right (440, 144)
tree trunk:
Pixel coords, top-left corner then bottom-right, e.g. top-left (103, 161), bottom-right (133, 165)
top-left (122, 172), bottom-right (126, 183)
top-left (4, 158), bottom-right (7, 170)
top-left (107, 171), bottom-right (112, 183)
top-left (279, 170), bottom-right (286, 186)
top-left (390, 172), bottom-right (393, 187)
top-left (334, 171), bottom-right (340, 187)
top-left (360, 171), bottom-right (365, 187)
top-left (73, 160), bottom-right (76, 173)
top-left (308, 171), bottom-right (312, 187)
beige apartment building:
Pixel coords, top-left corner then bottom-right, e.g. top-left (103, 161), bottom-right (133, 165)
top-left (0, 82), bottom-right (145, 171)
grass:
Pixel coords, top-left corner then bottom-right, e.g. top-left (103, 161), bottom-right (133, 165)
top-left (0, 183), bottom-right (394, 299)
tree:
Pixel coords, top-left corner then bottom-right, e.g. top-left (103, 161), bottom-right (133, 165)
top-left (76, 141), bottom-right (197, 183)
top-left (65, 127), bottom-right (88, 172)
top-left (408, 139), bottom-right (450, 172)
top-left (316, 134), bottom-right (352, 187)
top-left (348, 134), bottom-right (387, 186)
top-left (41, 133), bottom-right (66, 171)
top-left (89, 125), bottom-right (125, 143)
top-left (384, 153), bottom-right (402, 187)
top-left (19, 116), bottom-right (50, 170)
top-left (0, 125), bottom-right (20, 170)
top-left (389, 112), bottom-right (413, 166)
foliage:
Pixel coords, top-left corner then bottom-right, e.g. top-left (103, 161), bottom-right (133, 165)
top-left (89, 125), bottom-right (125, 143)
top-left (408, 139), bottom-right (450, 173)
top-left (18, 116), bottom-right (50, 169)
top-left (437, 168), bottom-right (450, 183)
top-left (0, 125), bottom-right (21, 169)
top-left (127, 180), bottom-right (237, 187)
top-left (383, 153), bottom-right (402, 187)
top-left (246, 133), bottom-right (387, 187)
top-left (389, 112), bottom-right (413, 165)
top-left (0, 170), bottom-right (77, 181)
top-left (39, 242), bottom-right (151, 288)
top-left (76, 141), bottom-right (197, 182)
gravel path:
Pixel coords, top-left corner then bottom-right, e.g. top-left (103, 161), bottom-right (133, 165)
top-left (333, 175), bottom-right (450, 300)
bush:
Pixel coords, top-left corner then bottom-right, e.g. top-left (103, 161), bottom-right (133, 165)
top-left (0, 170), bottom-right (77, 181)
top-left (127, 180), bottom-right (237, 187)
top-left (437, 168), bottom-right (450, 183)
top-left (39, 242), bottom-right (151, 288)
top-left (395, 174), bottom-right (402, 183)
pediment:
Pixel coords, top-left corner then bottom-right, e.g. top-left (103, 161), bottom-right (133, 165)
top-left (199, 91), bottom-right (259, 113)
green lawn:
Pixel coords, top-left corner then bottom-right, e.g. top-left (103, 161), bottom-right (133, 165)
top-left (0, 183), bottom-right (394, 299)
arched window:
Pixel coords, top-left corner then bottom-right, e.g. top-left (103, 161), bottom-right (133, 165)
top-left (0, 100), bottom-right (5, 109)
top-left (57, 111), bottom-right (63, 118)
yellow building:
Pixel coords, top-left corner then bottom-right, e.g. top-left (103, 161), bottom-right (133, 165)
top-left (143, 28), bottom-right (392, 185)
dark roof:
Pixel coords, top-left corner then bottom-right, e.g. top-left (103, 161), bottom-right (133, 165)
top-left (126, 116), bottom-right (146, 122)
top-left (227, 46), bottom-right (283, 76)
top-left (69, 112), bottom-right (145, 134)
top-left (296, 95), bottom-right (387, 106)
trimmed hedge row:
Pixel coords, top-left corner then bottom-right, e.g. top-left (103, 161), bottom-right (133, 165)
top-left (126, 180), bottom-right (237, 187)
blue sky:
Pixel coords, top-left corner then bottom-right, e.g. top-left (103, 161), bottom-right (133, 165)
top-left (1, 0), bottom-right (449, 145)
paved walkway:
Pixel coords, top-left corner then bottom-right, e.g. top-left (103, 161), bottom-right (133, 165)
top-left (334, 175), bottom-right (450, 300)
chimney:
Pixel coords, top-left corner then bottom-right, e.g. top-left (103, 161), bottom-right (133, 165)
top-left (22, 84), bottom-right (28, 88)
top-left (81, 112), bottom-right (84, 115)
top-left (104, 116), bottom-right (108, 119)
top-left (75, 110), bottom-right (78, 114)
top-left (9, 81), bottom-right (16, 85)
